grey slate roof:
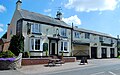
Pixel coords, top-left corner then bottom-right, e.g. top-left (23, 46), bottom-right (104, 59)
top-left (18, 9), bottom-right (71, 28)
top-left (74, 27), bottom-right (116, 38)
top-left (18, 9), bottom-right (116, 38)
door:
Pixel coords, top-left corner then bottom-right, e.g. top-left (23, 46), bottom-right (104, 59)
top-left (110, 48), bottom-right (114, 58)
top-left (91, 47), bottom-right (97, 59)
top-left (51, 43), bottom-right (55, 55)
top-left (102, 48), bottom-right (107, 58)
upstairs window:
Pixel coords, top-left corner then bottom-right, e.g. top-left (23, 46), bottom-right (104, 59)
top-left (31, 23), bottom-right (41, 34)
top-left (85, 33), bottom-right (90, 39)
top-left (99, 36), bottom-right (103, 42)
top-left (16, 20), bottom-right (22, 35)
top-left (61, 28), bottom-right (67, 37)
top-left (74, 31), bottom-right (80, 38)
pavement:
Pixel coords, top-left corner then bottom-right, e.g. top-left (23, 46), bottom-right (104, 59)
top-left (18, 58), bottom-right (120, 75)
top-left (1, 58), bottom-right (120, 75)
top-left (18, 60), bottom-right (92, 75)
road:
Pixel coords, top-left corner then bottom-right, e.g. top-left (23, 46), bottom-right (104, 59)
top-left (46, 62), bottom-right (120, 75)
top-left (1, 59), bottom-right (120, 75)
top-left (47, 61), bottom-right (120, 75)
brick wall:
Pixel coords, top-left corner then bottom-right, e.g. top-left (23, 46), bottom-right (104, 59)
top-left (22, 57), bottom-right (76, 66)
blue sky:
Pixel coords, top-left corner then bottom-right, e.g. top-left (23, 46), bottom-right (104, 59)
top-left (0, 0), bottom-right (120, 38)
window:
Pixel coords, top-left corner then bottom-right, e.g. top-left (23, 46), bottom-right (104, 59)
top-left (31, 39), bottom-right (34, 50)
top-left (61, 41), bottom-right (68, 52)
top-left (16, 20), bottom-right (22, 34)
top-left (30, 38), bottom-right (41, 51)
top-left (74, 31), bottom-right (80, 38)
top-left (85, 33), bottom-right (90, 39)
top-left (27, 23), bottom-right (31, 34)
top-left (99, 36), bottom-right (103, 42)
top-left (31, 23), bottom-right (41, 33)
top-left (61, 28), bottom-right (67, 37)
top-left (35, 39), bottom-right (40, 50)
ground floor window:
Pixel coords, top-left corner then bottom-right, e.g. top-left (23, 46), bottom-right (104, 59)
top-left (60, 41), bottom-right (69, 52)
top-left (30, 38), bottom-right (42, 51)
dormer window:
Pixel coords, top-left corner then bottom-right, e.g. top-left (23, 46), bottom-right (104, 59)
top-left (99, 36), bottom-right (103, 42)
top-left (85, 33), bottom-right (90, 39)
top-left (74, 31), bottom-right (80, 38)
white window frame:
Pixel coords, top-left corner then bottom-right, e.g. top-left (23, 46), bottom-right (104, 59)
top-left (74, 31), bottom-right (80, 38)
top-left (31, 23), bottom-right (41, 33)
top-left (85, 33), bottom-right (90, 39)
top-left (61, 28), bottom-right (67, 37)
top-left (30, 38), bottom-right (42, 51)
top-left (60, 41), bottom-right (69, 52)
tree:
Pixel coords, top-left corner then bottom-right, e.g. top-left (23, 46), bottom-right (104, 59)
top-left (8, 34), bottom-right (24, 56)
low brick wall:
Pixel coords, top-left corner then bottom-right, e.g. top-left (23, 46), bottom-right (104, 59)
top-left (22, 57), bottom-right (76, 66)
top-left (63, 57), bottom-right (76, 62)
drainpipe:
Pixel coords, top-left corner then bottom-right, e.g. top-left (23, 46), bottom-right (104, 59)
top-left (117, 35), bottom-right (119, 56)
top-left (71, 23), bottom-right (73, 56)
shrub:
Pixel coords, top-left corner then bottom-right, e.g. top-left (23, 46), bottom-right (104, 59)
top-left (0, 50), bottom-right (15, 58)
top-left (8, 34), bottom-right (24, 56)
top-left (23, 51), bottom-right (30, 58)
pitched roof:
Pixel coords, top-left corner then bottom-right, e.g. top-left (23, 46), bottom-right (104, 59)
top-left (74, 27), bottom-right (116, 38)
top-left (18, 9), bottom-right (71, 28)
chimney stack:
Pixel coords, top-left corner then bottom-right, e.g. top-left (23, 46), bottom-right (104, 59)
top-left (16, 0), bottom-right (22, 10)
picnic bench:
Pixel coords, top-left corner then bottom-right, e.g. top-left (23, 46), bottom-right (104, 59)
top-left (48, 55), bottom-right (65, 66)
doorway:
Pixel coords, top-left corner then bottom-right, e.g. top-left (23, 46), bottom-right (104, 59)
top-left (51, 43), bottom-right (55, 55)
top-left (110, 48), bottom-right (114, 58)
top-left (91, 47), bottom-right (97, 59)
top-left (102, 48), bottom-right (107, 58)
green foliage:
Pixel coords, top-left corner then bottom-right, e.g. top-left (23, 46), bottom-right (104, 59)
top-left (118, 55), bottom-right (120, 58)
top-left (46, 50), bottom-right (48, 56)
top-left (0, 50), bottom-right (15, 58)
top-left (23, 51), bottom-right (30, 58)
top-left (8, 34), bottom-right (24, 56)
top-left (61, 51), bottom-right (64, 57)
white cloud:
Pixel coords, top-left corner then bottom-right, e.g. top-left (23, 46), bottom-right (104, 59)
top-left (62, 15), bottom-right (81, 25)
top-left (0, 5), bottom-right (6, 13)
top-left (0, 24), bottom-right (4, 27)
top-left (65, 0), bottom-right (119, 12)
top-left (0, 24), bottom-right (4, 32)
top-left (0, 28), bottom-right (4, 32)
top-left (44, 9), bottom-right (51, 13)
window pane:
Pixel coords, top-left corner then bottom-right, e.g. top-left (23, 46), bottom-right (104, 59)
top-left (61, 42), bottom-right (63, 51)
top-left (31, 39), bottom-right (34, 50)
top-left (35, 39), bottom-right (40, 50)
top-left (85, 33), bottom-right (90, 39)
top-left (75, 31), bottom-right (80, 38)
top-left (64, 42), bottom-right (67, 51)
top-left (61, 28), bottom-right (67, 37)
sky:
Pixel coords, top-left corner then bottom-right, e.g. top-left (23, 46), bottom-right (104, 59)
top-left (0, 0), bottom-right (120, 38)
